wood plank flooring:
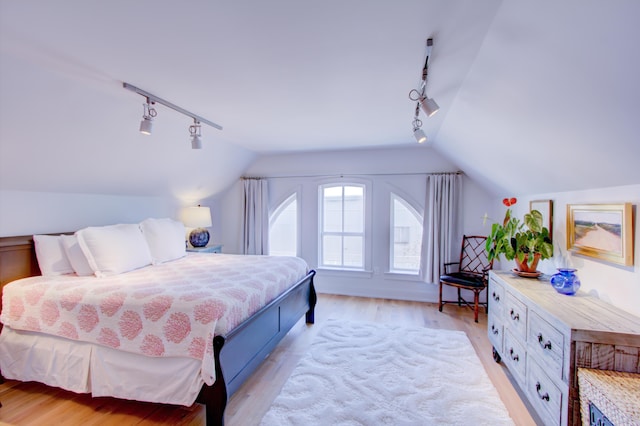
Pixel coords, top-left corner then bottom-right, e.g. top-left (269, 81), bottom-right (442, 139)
top-left (0, 294), bottom-right (536, 425)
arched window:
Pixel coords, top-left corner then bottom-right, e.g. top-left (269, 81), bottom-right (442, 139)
top-left (390, 193), bottom-right (423, 273)
top-left (269, 193), bottom-right (297, 256)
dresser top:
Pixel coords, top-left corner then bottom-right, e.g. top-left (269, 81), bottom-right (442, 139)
top-left (491, 270), bottom-right (640, 340)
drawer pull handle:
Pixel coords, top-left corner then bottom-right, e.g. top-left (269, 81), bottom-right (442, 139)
top-left (537, 333), bottom-right (552, 350)
top-left (509, 348), bottom-right (519, 362)
top-left (492, 292), bottom-right (500, 302)
top-left (510, 309), bottom-right (519, 321)
top-left (491, 325), bottom-right (499, 335)
top-left (535, 382), bottom-right (550, 401)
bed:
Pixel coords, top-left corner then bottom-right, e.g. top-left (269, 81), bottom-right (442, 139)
top-left (0, 221), bottom-right (316, 426)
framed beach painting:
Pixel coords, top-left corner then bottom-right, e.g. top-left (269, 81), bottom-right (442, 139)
top-left (530, 199), bottom-right (553, 242)
top-left (567, 203), bottom-right (633, 266)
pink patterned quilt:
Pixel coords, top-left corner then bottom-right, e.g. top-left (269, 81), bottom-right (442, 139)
top-left (0, 253), bottom-right (309, 386)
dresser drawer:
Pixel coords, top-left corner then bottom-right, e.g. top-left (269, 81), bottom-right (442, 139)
top-left (504, 330), bottom-right (526, 384)
top-left (528, 311), bottom-right (564, 380)
top-left (488, 276), bottom-right (505, 318)
top-left (488, 314), bottom-right (503, 353)
top-left (505, 292), bottom-right (527, 341)
top-left (527, 358), bottom-right (564, 426)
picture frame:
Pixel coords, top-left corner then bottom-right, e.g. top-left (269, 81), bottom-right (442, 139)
top-left (530, 199), bottom-right (553, 242)
top-left (566, 203), bottom-right (634, 266)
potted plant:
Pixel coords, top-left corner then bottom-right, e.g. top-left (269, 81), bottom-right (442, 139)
top-left (485, 198), bottom-right (553, 273)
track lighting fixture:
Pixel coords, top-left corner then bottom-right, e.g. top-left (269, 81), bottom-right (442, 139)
top-left (408, 38), bottom-right (439, 142)
top-left (189, 120), bottom-right (202, 149)
top-left (139, 98), bottom-right (157, 135)
top-left (123, 82), bottom-right (222, 148)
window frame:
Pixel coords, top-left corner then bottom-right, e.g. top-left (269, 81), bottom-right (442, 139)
top-left (317, 179), bottom-right (371, 272)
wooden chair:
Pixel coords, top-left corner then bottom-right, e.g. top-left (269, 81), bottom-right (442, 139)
top-left (439, 235), bottom-right (493, 323)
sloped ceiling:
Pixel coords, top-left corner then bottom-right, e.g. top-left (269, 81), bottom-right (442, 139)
top-left (0, 1), bottom-right (638, 199)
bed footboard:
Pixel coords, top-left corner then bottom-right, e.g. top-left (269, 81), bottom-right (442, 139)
top-left (196, 269), bottom-right (316, 426)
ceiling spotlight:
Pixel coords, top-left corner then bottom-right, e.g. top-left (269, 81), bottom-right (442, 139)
top-left (419, 96), bottom-right (439, 117)
top-left (412, 108), bottom-right (427, 143)
top-left (413, 128), bottom-right (427, 144)
top-left (189, 120), bottom-right (202, 149)
top-left (139, 98), bottom-right (157, 135)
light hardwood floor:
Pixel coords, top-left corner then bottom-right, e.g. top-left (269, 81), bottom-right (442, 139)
top-left (0, 294), bottom-right (536, 425)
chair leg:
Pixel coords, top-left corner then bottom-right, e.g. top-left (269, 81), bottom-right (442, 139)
top-left (473, 290), bottom-right (479, 323)
top-left (438, 282), bottom-right (443, 312)
top-left (457, 288), bottom-right (462, 306)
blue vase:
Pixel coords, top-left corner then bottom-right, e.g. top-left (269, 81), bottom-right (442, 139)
top-left (550, 268), bottom-right (581, 295)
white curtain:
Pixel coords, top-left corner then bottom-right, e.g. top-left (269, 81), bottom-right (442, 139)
top-left (422, 173), bottom-right (462, 284)
top-left (243, 178), bottom-right (269, 255)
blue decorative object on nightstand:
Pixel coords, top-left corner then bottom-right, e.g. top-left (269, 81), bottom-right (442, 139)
top-left (189, 228), bottom-right (210, 247)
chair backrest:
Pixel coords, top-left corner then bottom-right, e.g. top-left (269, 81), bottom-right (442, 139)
top-left (458, 235), bottom-right (493, 276)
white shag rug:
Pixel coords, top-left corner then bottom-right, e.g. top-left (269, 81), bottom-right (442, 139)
top-left (260, 320), bottom-right (514, 426)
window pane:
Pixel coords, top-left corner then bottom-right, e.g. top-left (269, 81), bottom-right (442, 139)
top-left (343, 235), bottom-right (363, 267)
top-left (323, 190), bottom-right (343, 232)
top-left (269, 194), bottom-right (297, 256)
top-left (343, 186), bottom-right (363, 232)
top-left (391, 195), bottom-right (423, 272)
top-left (322, 235), bottom-right (342, 266)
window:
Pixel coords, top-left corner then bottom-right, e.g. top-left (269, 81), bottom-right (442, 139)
top-left (269, 193), bottom-right (297, 256)
top-left (390, 193), bottom-right (423, 273)
top-left (319, 184), bottom-right (365, 269)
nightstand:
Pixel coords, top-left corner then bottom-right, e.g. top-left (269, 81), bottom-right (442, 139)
top-left (186, 244), bottom-right (223, 254)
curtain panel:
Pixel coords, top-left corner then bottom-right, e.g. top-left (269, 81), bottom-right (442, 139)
top-left (242, 178), bottom-right (269, 255)
top-left (422, 173), bottom-right (462, 284)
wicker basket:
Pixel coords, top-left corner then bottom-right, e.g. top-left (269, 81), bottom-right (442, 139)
top-left (578, 368), bottom-right (640, 426)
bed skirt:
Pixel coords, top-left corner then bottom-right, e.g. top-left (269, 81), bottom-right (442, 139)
top-left (0, 326), bottom-right (205, 406)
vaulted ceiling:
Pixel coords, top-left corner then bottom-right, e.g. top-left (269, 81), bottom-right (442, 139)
top-left (1, 1), bottom-right (638, 199)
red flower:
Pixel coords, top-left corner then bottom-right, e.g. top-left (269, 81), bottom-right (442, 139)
top-left (502, 197), bottom-right (517, 207)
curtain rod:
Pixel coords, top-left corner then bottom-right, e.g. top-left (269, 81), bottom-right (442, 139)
top-left (242, 171), bottom-right (462, 180)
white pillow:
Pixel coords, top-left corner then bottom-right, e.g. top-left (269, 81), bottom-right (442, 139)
top-left (139, 218), bottom-right (186, 264)
top-left (60, 234), bottom-right (95, 276)
top-left (33, 234), bottom-right (74, 276)
top-left (76, 224), bottom-right (152, 277)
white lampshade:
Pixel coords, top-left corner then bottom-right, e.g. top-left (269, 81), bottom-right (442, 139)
top-left (181, 206), bottom-right (212, 228)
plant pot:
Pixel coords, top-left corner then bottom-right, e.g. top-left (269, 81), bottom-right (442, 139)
top-left (515, 253), bottom-right (541, 273)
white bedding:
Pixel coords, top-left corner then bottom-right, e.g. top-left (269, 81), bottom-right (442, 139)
top-left (0, 252), bottom-right (309, 406)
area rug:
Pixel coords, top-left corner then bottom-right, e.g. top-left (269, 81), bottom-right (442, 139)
top-left (260, 320), bottom-right (514, 426)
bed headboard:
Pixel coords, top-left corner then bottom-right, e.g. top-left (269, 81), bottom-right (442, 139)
top-left (0, 235), bottom-right (42, 317)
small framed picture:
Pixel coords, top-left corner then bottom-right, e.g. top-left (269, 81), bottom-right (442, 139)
top-left (567, 203), bottom-right (633, 266)
top-left (530, 199), bottom-right (553, 242)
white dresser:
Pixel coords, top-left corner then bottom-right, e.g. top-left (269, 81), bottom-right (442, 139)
top-left (487, 271), bottom-right (640, 426)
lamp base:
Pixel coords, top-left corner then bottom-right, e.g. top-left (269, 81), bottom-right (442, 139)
top-left (189, 228), bottom-right (210, 248)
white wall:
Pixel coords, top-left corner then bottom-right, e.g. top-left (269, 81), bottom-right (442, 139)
top-left (0, 190), bottom-right (183, 236)
top-left (498, 185), bottom-right (640, 317)
top-left (217, 146), bottom-right (496, 303)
